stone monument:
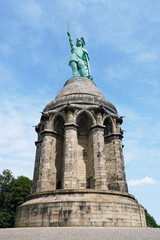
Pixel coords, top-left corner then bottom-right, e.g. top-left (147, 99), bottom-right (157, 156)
top-left (15, 30), bottom-right (146, 227)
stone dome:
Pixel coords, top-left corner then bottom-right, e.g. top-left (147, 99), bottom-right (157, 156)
top-left (43, 77), bottom-right (117, 113)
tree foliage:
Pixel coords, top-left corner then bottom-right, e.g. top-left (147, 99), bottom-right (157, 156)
top-left (145, 209), bottom-right (160, 228)
top-left (0, 169), bottom-right (32, 228)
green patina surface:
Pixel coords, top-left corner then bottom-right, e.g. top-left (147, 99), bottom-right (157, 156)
top-left (67, 31), bottom-right (93, 81)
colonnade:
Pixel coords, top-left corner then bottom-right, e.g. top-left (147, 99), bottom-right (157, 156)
top-left (32, 107), bottom-right (128, 194)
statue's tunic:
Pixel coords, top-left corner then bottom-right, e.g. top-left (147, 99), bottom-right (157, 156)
top-left (69, 46), bottom-right (88, 65)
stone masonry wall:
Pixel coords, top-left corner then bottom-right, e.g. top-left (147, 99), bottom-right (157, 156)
top-left (15, 191), bottom-right (146, 227)
top-left (105, 135), bottom-right (128, 192)
top-left (55, 137), bottom-right (64, 189)
top-left (87, 131), bottom-right (94, 188)
top-left (36, 134), bottom-right (57, 192)
top-left (32, 109), bottom-right (129, 193)
top-left (77, 135), bottom-right (87, 189)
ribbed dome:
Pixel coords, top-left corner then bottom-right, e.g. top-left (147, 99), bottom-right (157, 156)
top-left (43, 77), bottom-right (117, 113)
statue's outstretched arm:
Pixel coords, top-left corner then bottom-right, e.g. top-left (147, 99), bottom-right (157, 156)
top-left (67, 32), bottom-right (74, 48)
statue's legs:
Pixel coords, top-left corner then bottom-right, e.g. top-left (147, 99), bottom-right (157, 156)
top-left (78, 60), bottom-right (87, 77)
top-left (70, 61), bottom-right (79, 77)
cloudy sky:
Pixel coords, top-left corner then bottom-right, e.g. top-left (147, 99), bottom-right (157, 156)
top-left (0, 0), bottom-right (160, 224)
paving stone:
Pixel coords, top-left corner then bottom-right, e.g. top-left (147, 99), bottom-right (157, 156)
top-left (0, 227), bottom-right (160, 240)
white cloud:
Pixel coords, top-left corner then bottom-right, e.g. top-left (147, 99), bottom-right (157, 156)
top-left (132, 50), bottom-right (158, 64)
top-left (105, 65), bottom-right (131, 82)
top-left (1, 0), bottom-right (160, 72)
top-left (113, 105), bottom-right (160, 171)
top-left (0, 95), bottom-right (38, 178)
top-left (11, 0), bottom-right (43, 28)
top-left (128, 177), bottom-right (157, 186)
top-left (0, 63), bottom-right (45, 178)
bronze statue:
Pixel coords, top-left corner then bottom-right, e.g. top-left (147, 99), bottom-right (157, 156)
top-left (67, 26), bottom-right (92, 80)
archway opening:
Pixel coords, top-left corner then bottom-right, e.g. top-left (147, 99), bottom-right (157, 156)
top-left (54, 116), bottom-right (65, 189)
top-left (104, 117), bottom-right (113, 136)
top-left (77, 112), bottom-right (93, 189)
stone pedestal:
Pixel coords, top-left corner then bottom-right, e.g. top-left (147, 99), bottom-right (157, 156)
top-left (15, 77), bottom-right (146, 227)
top-left (15, 190), bottom-right (146, 227)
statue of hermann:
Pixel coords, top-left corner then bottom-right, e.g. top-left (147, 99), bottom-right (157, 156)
top-left (67, 30), bottom-right (93, 80)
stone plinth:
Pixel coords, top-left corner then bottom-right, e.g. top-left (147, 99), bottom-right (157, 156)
top-left (15, 190), bottom-right (146, 227)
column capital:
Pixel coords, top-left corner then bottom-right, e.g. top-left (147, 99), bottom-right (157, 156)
top-left (104, 133), bottom-right (123, 140)
top-left (40, 129), bottom-right (64, 140)
top-left (41, 129), bottom-right (57, 136)
top-left (90, 124), bottom-right (105, 130)
top-left (35, 140), bottom-right (42, 146)
top-left (64, 123), bottom-right (78, 130)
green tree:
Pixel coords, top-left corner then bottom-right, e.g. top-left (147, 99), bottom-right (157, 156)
top-left (9, 176), bottom-right (32, 213)
top-left (0, 169), bottom-right (14, 203)
top-left (145, 209), bottom-right (160, 228)
top-left (0, 169), bottom-right (14, 228)
top-left (0, 170), bottom-right (32, 228)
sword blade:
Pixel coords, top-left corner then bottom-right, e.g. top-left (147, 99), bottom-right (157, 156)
top-left (68, 18), bottom-right (70, 32)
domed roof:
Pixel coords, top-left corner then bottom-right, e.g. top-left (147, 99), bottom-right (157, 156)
top-left (43, 77), bottom-right (117, 113)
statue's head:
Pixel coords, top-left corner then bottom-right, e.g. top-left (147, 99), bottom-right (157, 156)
top-left (76, 37), bottom-right (85, 47)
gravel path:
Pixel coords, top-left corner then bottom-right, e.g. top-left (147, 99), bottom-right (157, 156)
top-left (0, 227), bottom-right (160, 240)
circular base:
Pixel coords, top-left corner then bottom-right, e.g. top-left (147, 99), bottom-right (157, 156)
top-left (15, 190), bottom-right (146, 227)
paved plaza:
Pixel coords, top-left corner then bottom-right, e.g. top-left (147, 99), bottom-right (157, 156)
top-left (0, 227), bottom-right (160, 240)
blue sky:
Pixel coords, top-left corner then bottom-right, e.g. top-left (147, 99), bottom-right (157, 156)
top-left (0, 0), bottom-right (160, 224)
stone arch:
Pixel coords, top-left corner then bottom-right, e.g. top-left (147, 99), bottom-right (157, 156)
top-left (77, 112), bottom-right (93, 135)
top-left (103, 116), bottom-right (113, 135)
top-left (54, 117), bottom-right (65, 136)
top-left (76, 110), bottom-right (95, 127)
top-left (52, 112), bottom-right (66, 123)
top-left (53, 113), bottom-right (66, 136)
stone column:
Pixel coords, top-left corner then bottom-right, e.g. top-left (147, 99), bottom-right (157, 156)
top-left (36, 130), bottom-right (57, 192)
top-left (91, 125), bottom-right (108, 189)
top-left (31, 140), bottom-right (42, 193)
top-left (105, 134), bottom-right (128, 192)
top-left (63, 123), bottom-right (78, 189)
